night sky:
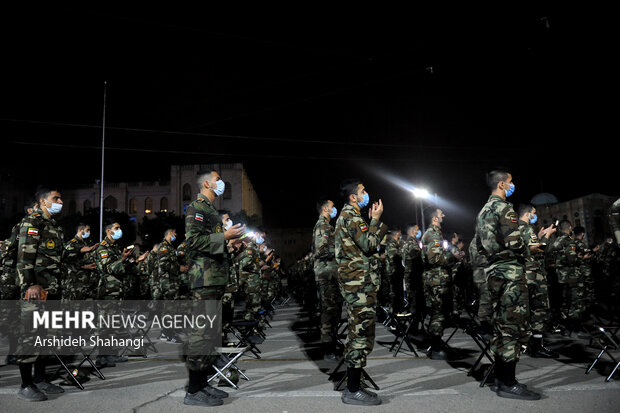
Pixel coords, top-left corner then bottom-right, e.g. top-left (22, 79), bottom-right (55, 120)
top-left (1, 6), bottom-right (616, 239)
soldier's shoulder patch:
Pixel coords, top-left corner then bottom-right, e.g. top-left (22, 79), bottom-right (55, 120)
top-left (195, 213), bottom-right (204, 222)
top-left (247, 250), bottom-right (253, 255)
top-left (323, 234), bottom-right (329, 238)
top-left (27, 227), bottom-right (39, 235)
top-left (531, 235), bottom-right (538, 240)
top-left (434, 241), bottom-right (441, 247)
top-left (99, 250), bottom-right (109, 258)
top-left (100, 240), bottom-right (108, 246)
top-left (509, 213), bottom-right (517, 223)
top-left (32, 213), bottom-right (41, 217)
top-left (215, 225), bottom-right (222, 233)
top-left (71, 238), bottom-right (77, 243)
top-left (161, 247), bottom-right (167, 252)
top-left (46, 240), bottom-right (56, 249)
top-left (359, 222), bottom-right (368, 232)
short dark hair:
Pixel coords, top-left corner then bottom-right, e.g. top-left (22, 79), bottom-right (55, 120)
top-left (427, 207), bottom-right (442, 225)
top-left (405, 223), bottom-right (418, 234)
top-left (104, 222), bottom-right (116, 232)
top-left (486, 168), bottom-right (511, 191)
top-left (558, 219), bottom-right (572, 232)
top-left (35, 186), bottom-right (57, 203)
top-left (316, 198), bottom-right (330, 214)
top-left (574, 226), bottom-right (586, 236)
top-left (517, 203), bottom-right (535, 218)
top-left (340, 179), bottom-right (363, 202)
top-left (77, 223), bottom-right (89, 232)
top-left (218, 209), bottom-right (230, 217)
top-left (164, 228), bottom-right (176, 237)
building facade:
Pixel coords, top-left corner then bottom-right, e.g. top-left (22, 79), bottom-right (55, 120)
top-left (532, 193), bottom-right (617, 246)
top-left (62, 163), bottom-right (262, 225)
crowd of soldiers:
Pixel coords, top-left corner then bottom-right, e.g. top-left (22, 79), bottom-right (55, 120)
top-left (289, 170), bottom-right (619, 405)
top-left (0, 176), bottom-right (285, 405)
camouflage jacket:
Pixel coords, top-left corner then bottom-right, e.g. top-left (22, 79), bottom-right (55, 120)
top-left (94, 237), bottom-right (127, 298)
top-left (312, 215), bottom-right (335, 264)
top-left (401, 236), bottom-right (421, 273)
top-left (63, 236), bottom-right (97, 299)
top-left (1, 221), bottom-right (22, 298)
top-left (468, 231), bottom-right (489, 269)
top-left (63, 236), bottom-right (95, 272)
top-left (184, 193), bottom-right (228, 288)
top-left (157, 239), bottom-right (180, 285)
top-left (475, 195), bottom-right (525, 266)
top-left (384, 237), bottom-right (402, 275)
top-left (518, 220), bottom-right (547, 272)
top-left (1, 221), bottom-right (20, 269)
top-left (421, 224), bottom-right (450, 268)
top-left (15, 208), bottom-right (64, 296)
top-left (236, 241), bottom-right (260, 275)
top-left (551, 233), bottom-right (578, 270)
top-left (334, 203), bottom-right (388, 276)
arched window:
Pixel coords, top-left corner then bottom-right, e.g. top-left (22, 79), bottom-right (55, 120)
top-left (160, 197), bottom-right (168, 212)
top-left (183, 183), bottom-right (192, 201)
top-left (129, 198), bottom-right (137, 214)
top-left (224, 181), bottom-right (232, 199)
top-left (103, 196), bottom-right (117, 210)
top-left (145, 197), bottom-right (153, 214)
top-left (84, 199), bottom-right (92, 211)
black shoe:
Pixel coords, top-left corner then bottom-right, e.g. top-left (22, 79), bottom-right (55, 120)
top-left (531, 345), bottom-right (559, 358)
top-left (160, 333), bottom-right (169, 341)
top-left (496, 382), bottom-right (541, 400)
top-left (341, 388), bottom-right (382, 406)
top-left (323, 353), bottom-right (339, 362)
top-left (202, 384), bottom-right (229, 399)
top-left (17, 385), bottom-right (48, 401)
top-left (34, 381), bottom-right (65, 394)
top-left (169, 336), bottom-right (184, 344)
top-left (183, 390), bottom-right (224, 406)
top-left (5, 355), bottom-right (18, 365)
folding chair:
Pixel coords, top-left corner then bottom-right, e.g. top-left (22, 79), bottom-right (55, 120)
top-left (387, 313), bottom-right (419, 357)
top-left (586, 325), bottom-right (620, 382)
top-left (117, 306), bottom-right (158, 358)
top-left (228, 320), bottom-right (263, 359)
top-left (207, 346), bottom-right (251, 389)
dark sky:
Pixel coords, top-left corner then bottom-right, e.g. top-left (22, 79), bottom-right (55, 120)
top-left (1, 6), bottom-right (616, 239)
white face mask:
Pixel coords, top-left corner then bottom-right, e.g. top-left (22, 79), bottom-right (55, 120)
top-left (82, 231), bottom-right (91, 239)
top-left (210, 179), bottom-right (226, 197)
top-left (224, 220), bottom-right (233, 230)
top-left (46, 201), bottom-right (63, 215)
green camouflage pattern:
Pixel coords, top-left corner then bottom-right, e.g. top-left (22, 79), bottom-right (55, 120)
top-left (0, 222), bottom-right (21, 299)
top-left (157, 239), bottom-right (181, 299)
top-left (62, 236), bottom-right (97, 300)
top-left (335, 203), bottom-right (388, 368)
top-left (476, 195), bottom-right (529, 363)
top-left (551, 233), bottom-right (583, 319)
top-left (235, 241), bottom-right (262, 321)
top-left (469, 232), bottom-right (493, 322)
top-left (94, 237), bottom-right (127, 299)
top-left (421, 224), bottom-right (450, 337)
top-left (15, 208), bottom-right (64, 297)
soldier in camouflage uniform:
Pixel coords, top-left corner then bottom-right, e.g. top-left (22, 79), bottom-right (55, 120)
top-left (62, 224), bottom-right (98, 300)
top-left (335, 179), bottom-right (387, 406)
top-left (476, 169), bottom-right (540, 400)
top-left (219, 210), bottom-right (240, 340)
top-left (235, 235), bottom-right (262, 322)
top-left (383, 228), bottom-right (402, 312)
top-left (401, 224), bottom-right (421, 315)
top-left (157, 229), bottom-right (186, 342)
top-left (176, 239), bottom-right (190, 299)
top-left (573, 226), bottom-right (595, 310)
top-left (183, 169), bottom-right (245, 407)
top-left (421, 208), bottom-right (453, 360)
top-left (15, 188), bottom-right (66, 401)
top-left (517, 204), bottom-right (558, 358)
top-left (312, 198), bottom-right (343, 361)
top-left (550, 220), bottom-right (583, 328)
top-left (445, 232), bottom-right (466, 320)
top-left (469, 231), bottom-right (492, 331)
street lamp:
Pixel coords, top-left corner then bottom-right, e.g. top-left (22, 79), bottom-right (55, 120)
top-left (413, 188), bottom-right (431, 233)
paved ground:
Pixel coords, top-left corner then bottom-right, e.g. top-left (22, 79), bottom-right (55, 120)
top-left (1, 301), bottom-right (619, 412)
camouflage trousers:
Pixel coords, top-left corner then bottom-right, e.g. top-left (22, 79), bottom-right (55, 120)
top-left (0, 267), bottom-right (19, 301)
top-left (62, 269), bottom-right (98, 300)
top-left (338, 268), bottom-right (379, 369)
top-left (314, 262), bottom-right (343, 344)
top-left (423, 267), bottom-right (450, 338)
top-left (379, 269), bottom-right (393, 307)
top-left (186, 286), bottom-right (224, 372)
top-left (486, 262), bottom-right (530, 364)
top-left (160, 275), bottom-right (180, 300)
top-left (239, 271), bottom-right (261, 321)
top-left (260, 277), bottom-right (270, 304)
top-left (473, 266), bottom-right (493, 322)
top-left (268, 274), bottom-right (280, 302)
top-left (525, 266), bottom-right (550, 334)
top-left (579, 265), bottom-right (595, 308)
top-left (403, 270), bottom-right (416, 313)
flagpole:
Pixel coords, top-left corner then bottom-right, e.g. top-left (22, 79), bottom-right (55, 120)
top-left (99, 81), bottom-right (107, 242)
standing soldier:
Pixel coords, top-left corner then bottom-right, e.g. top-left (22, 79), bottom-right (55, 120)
top-left (469, 230), bottom-right (493, 336)
top-left (15, 187), bottom-right (65, 401)
top-left (220, 210), bottom-right (240, 340)
top-left (335, 179), bottom-right (388, 406)
top-left (573, 226), bottom-right (595, 311)
top-left (235, 232), bottom-right (262, 323)
top-left (421, 208), bottom-right (452, 360)
top-left (476, 169), bottom-right (540, 400)
top-left (401, 224), bottom-right (422, 317)
top-left (383, 228), bottom-right (402, 313)
top-left (183, 169), bottom-right (245, 407)
top-left (176, 238), bottom-right (190, 299)
top-left (445, 232), bottom-right (466, 321)
top-left (550, 220), bottom-right (582, 330)
top-left (517, 204), bottom-right (558, 358)
top-left (312, 198), bottom-right (342, 361)
top-left (157, 228), bottom-right (186, 343)
top-left (62, 224), bottom-right (99, 300)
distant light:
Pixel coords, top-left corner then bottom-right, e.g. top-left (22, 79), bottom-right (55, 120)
top-left (145, 209), bottom-right (152, 214)
top-left (413, 188), bottom-right (430, 199)
top-left (443, 240), bottom-right (449, 250)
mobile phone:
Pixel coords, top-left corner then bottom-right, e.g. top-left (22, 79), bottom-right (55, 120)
top-left (126, 245), bottom-right (135, 251)
top-left (552, 220), bottom-right (559, 228)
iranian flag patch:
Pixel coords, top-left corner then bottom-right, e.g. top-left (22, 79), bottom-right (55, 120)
top-left (195, 213), bottom-right (204, 222)
top-left (359, 223), bottom-right (368, 232)
top-left (28, 228), bottom-right (39, 235)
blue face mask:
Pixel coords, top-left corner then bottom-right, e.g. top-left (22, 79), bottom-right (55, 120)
top-left (171, 235), bottom-right (177, 242)
top-left (82, 231), bottom-right (90, 239)
top-left (416, 230), bottom-right (422, 239)
top-left (358, 193), bottom-right (369, 208)
top-left (111, 229), bottom-right (123, 240)
top-left (255, 236), bottom-right (264, 245)
top-left (212, 179), bottom-right (226, 197)
top-left (47, 202), bottom-right (63, 215)
top-left (529, 214), bottom-right (538, 225)
top-left (330, 207), bottom-right (337, 219)
top-left (504, 182), bottom-right (515, 198)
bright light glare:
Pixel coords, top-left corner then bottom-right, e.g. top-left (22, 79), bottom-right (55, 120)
top-left (413, 188), bottom-right (430, 199)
